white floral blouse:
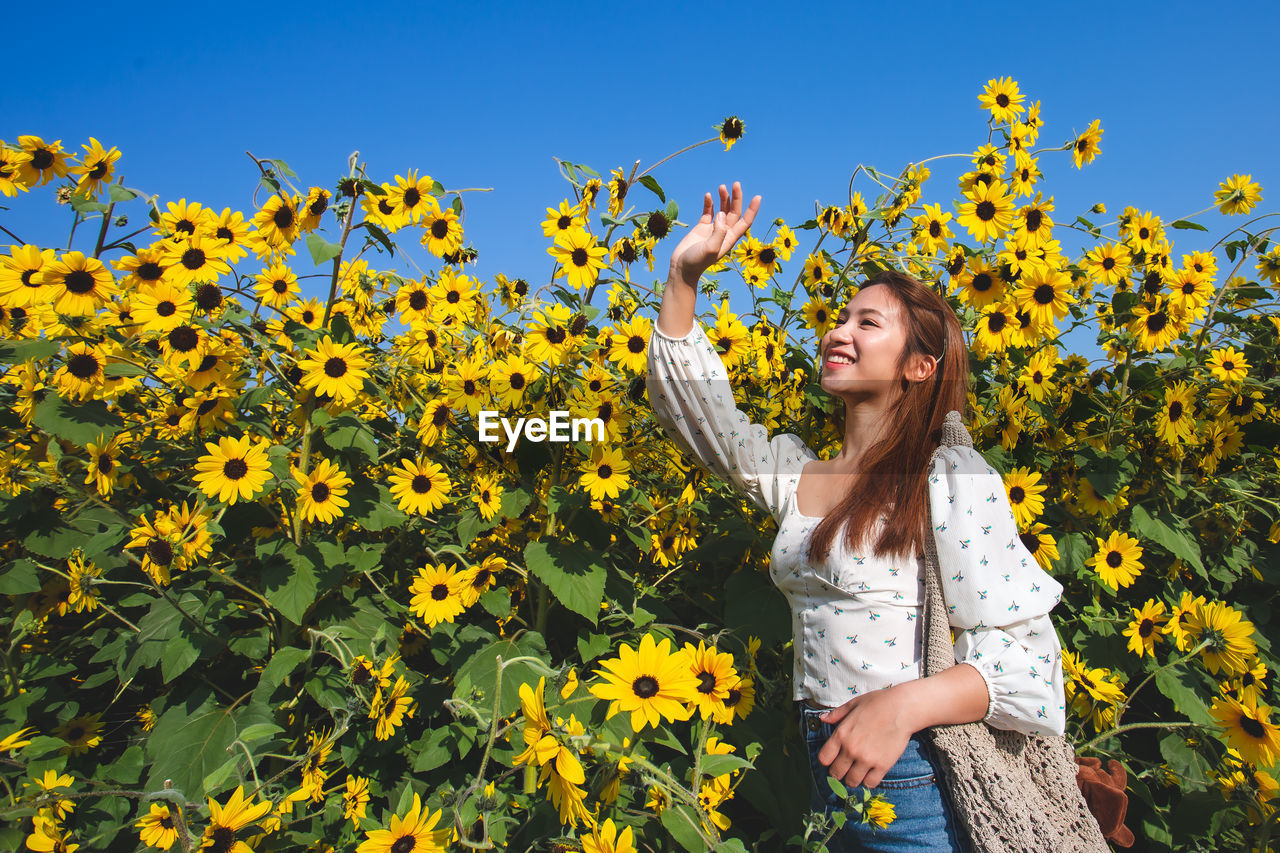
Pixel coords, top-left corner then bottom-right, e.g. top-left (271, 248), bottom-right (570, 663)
top-left (645, 318), bottom-right (1068, 737)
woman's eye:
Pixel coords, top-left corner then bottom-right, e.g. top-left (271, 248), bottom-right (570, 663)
top-left (861, 319), bottom-right (876, 327)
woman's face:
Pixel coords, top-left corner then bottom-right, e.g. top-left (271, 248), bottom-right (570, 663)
top-left (819, 285), bottom-right (934, 402)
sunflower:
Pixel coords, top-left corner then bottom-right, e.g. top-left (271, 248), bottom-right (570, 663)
top-left (337, 775), bottom-right (370, 829)
top-left (68, 137), bottom-right (121, 198)
top-left (1017, 523), bottom-right (1059, 571)
top-left (292, 458), bottom-right (352, 524)
top-left (1211, 695), bottom-right (1280, 768)
top-left (39, 250), bottom-right (118, 316)
top-left (193, 435), bottom-right (274, 505)
top-left (548, 226), bottom-right (608, 290)
top-left (388, 458), bottom-right (451, 515)
top-left (388, 170), bottom-right (438, 225)
top-left (253, 263), bottom-right (299, 309)
top-left (161, 234), bottom-right (230, 287)
top-left (1214, 174), bottom-right (1262, 216)
top-left (590, 633), bottom-right (697, 732)
top-left (16, 135), bottom-right (69, 186)
top-left (978, 76), bottom-right (1025, 124)
top-left (1122, 210), bottom-right (1162, 255)
top-left (1002, 467), bottom-right (1047, 528)
top-left (957, 180), bottom-right (1016, 243)
top-left (26, 815), bottom-right (78, 853)
top-left (1185, 601), bottom-right (1258, 677)
top-left (393, 278), bottom-right (433, 324)
top-left (487, 352), bottom-right (536, 409)
top-left (973, 302), bottom-right (1018, 355)
top-left (683, 641), bottom-right (741, 723)
top-left (458, 555), bottom-right (504, 608)
top-left (54, 341), bottom-right (107, 400)
top-left (469, 473), bottom-right (504, 523)
top-left (1071, 119), bottom-right (1104, 168)
top-left (368, 675), bottom-right (416, 741)
top-left (1208, 386), bottom-right (1264, 425)
top-left (409, 562), bottom-right (468, 627)
top-left (581, 818), bottom-right (636, 853)
top-left (864, 795), bottom-right (897, 829)
top-left (1013, 265), bottom-right (1075, 327)
top-left (135, 802), bottom-right (180, 850)
top-left (910, 203), bottom-right (953, 255)
top-left (1087, 530), bottom-right (1144, 590)
top-left (0, 245), bottom-right (57, 307)
top-left (1083, 241), bottom-right (1132, 288)
top-left (1155, 382), bottom-right (1197, 446)
top-left (127, 512), bottom-right (187, 586)
top-left (297, 337), bottom-right (371, 404)
top-left (253, 193), bottom-right (302, 248)
top-left (607, 315), bottom-right (651, 373)
top-left (420, 204), bottom-right (464, 258)
top-left (0, 146), bottom-right (31, 196)
top-left (1128, 300), bottom-right (1182, 352)
top-left (132, 281), bottom-right (195, 335)
top-left (1206, 346), bottom-right (1249, 383)
top-left (715, 115), bottom-right (746, 151)
top-left (525, 303), bottom-right (576, 366)
top-left (541, 198), bottom-right (586, 239)
top-left (53, 713), bottom-right (102, 755)
top-left (415, 400), bottom-right (453, 447)
top-left (579, 446), bottom-right (632, 501)
top-left (200, 785), bottom-right (272, 853)
top-left (1123, 599), bottom-right (1168, 658)
top-left (291, 186), bottom-right (330, 233)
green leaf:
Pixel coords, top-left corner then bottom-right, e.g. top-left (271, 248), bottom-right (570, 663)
top-left (0, 559), bottom-right (41, 594)
top-left (660, 804), bottom-right (710, 853)
top-left (638, 175), bottom-right (666, 203)
top-left (146, 692), bottom-right (273, 797)
top-left (362, 221), bottom-right (395, 256)
top-left (324, 414), bottom-right (378, 465)
top-left (479, 588), bottom-right (511, 618)
top-left (665, 199), bottom-right (679, 223)
top-left (31, 394), bottom-right (124, 446)
top-left (345, 481), bottom-right (406, 531)
top-left (252, 647), bottom-right (311, 706)
top-left (259, 540), bottom-right (319, 624)
top-left (266, 158), bottom-right (297, 178)
top-left (108, 184), bottom-right (141, 202)
top-left (1129, 504), bottom-right (1204, 574)
top-left (523, 541), bottom-right (606, 624)
top-left (453, 632), bottom-right (548, 718)
top-left (500, 486), bottom-right (532, 520)
top-left (104, 361), bottom-right (146, 377)
top-left (1154, 668), bottom-right (1215, 726)
top-left (126, 593), bottom-right (216, 683)
top-left (306, 233), bottom-right (343, 266)
top-left (701, 753), bottom-right (752, 777)
top-left (0, 339), bottom-right (59, 364)
top-left (1170, 219), bottom-right (1209, 232)
top-left (70, 194), bottom-right (108, 213)
top-left (576, 633), bottom-right (612, 663)
top-left (412, 726), bottom-right (454, 773)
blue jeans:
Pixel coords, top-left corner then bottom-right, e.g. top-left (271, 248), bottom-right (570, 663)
top-left (800, 704), bottom-right (967, 852)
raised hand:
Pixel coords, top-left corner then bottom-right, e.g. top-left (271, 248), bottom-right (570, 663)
top-left (668, 182), bottom-right (761, 285)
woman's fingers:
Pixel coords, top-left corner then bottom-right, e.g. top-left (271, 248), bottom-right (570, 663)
top-left (701, 192), bottom-right (714, 222)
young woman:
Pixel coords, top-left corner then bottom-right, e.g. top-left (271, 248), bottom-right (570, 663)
top-left (645, 183), bottom-right (1068, 851)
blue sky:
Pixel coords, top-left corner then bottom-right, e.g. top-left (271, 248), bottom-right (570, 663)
top-left (7, 1), bottom-right (1278, 360)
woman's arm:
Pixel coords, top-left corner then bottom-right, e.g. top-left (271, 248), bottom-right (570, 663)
top-left (655, 182), bottom-right (760, 338)
top-left (816, 663), bottom-right (989, 789)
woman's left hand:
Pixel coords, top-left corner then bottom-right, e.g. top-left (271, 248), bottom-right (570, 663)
top-left (815, 687), bottom-right (915, 789)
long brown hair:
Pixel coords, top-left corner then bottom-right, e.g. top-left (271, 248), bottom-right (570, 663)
top-left (805, 270), bottom-right (969, 564)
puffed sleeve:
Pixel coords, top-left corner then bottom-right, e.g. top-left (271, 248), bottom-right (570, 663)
top-left (927, 444), bottom-right (1067, 737)
top-left (645, 318), bottom-right (815, 523)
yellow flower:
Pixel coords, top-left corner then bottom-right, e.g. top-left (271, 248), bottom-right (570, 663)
top-left (581, 817), bottom-right (636, 853)
top-left (590, 633), bottom-right (698, 732)
top-left (1206, 346), bottom-right (1249, 383)
top-left (1071, 119), bottom-right (1103, 168)
top-left (135, 802), bottom-right (180, 850)
top-left (1002, 467), bottom-right (1047, 529)
top-left (193, 435), bottom-right (274, 505)
top-left (1214, 174), bottom-right (1262, 215)
top-left (1122, 599), bottom-right (1167, 658)
top-left (292, 458), bottom-right (352, 525)
top-left (717, 116), bottom-right (745, 151)
top-left (409, 563), bottom-right (467, 627)
top-left (388, 458), bottom-right (451, 515)
top-left (1086, 530), bottom-right (1144, 590)
top-left (200, 785), bottom-right (273, 853)
top-left (548, 226), bottom-right (608, 290)
top-left (1210, 694), bottom-right (1280, 768)
top-left (343, 775), bottom-right (370, 828)
top-left (298, 336), bottom-right (371, 404)
top-left (978, 76), bottom-right (1025, 124)
top-left (863, 793), bottom-right (897, 829)
top-left (355, 792), bottom-right (448, 853)
top-left (1185, 601), bottom-right (1257, 677)
top-left (578, 446), bottom-right (632, 501)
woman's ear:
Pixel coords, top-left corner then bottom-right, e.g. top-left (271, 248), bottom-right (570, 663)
top-left (905, 353), bottom-right (938, 383)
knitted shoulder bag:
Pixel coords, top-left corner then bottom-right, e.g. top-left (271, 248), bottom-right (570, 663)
top-left (921, 411), bottom-right (1110, 853)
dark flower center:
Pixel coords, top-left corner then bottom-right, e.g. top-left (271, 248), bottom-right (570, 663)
top-left (509, 372), bottom-right (525, 389)
top-left (88, 161), bottom-right (108, 179)
top-left (987, 313), bottom-right (1007, 333)
top-left (1145, 312), bottom-right (1168, 333)
top-left (97, 454), bottom-right (114, 474)
top-left (976, 201), bottom-right (996, 222)
top-left (1025, 210), bottom-right (1043, 231)
top-left (1105, 550), bottom-right (1123, 568)
top-left (196, 283), bottom-right (222, 310)
top-left (311, 482), bottom-right (331, 502)
top-left (32, 148), bottom-right (54, 169)
top-left (411, 475), bottom-right (432, 494)
top-left (390, 836), bottom-right (417, 853)
top-left (929, 221), bottom-right (942, 238)
top-left (273, 279), bottom-right (289, 294)
top-left (545, 327), bottom-right (566, 345)
top-left (996, 94), bottom-right (1009, 107)
top-left (1138, 619), bottom-right (1155, 638)
top-left (628, 335), bottom-right (644, 354)
top-left (1033, 284), bottom-right (1055, 306)
top-left (68, 352), bottom-right (100, 379)
top-left (1019, 532), bottom-right (1041, 554)
top-left (1101, 257), bottom-right (1115, 270)
top-left (181, 248), bottom-right (206, 270)
top-left (208, 825), bottom-right (236, 853)
top-left (1168, 401), bottom-right (1183, 421)
top-left (432, 406), bottom-right (449, 426)
top-left (324, 357), bottom-right (348, 378)
top-left (697, 672), bottom-right (717, 694)
top-left (431, 583), bottom-right (449, 601)
top-left (157, 300), bottom-right (176, 317)
top-left (758, 246), bottom-right (777, 265)
top-left (1241, 715), bottom-right (1266, 740)
top-left (273, 205), bottom-right (295, 229)
top-left (571, 248), bottom-right (589, 267)
top-left (64, 269), bottom-right (96, 294)
top-left (309, 195), bottom-right (328, 216)
top-left (168, 326), bottom-right (199, 352)
top-left (1009, 486), bottom-right (1026, 504)
top-left (631, 675), bottom-right (659, 698)
top-left (647, 211), bottom-right (670, 239)
top-left (431, 219), bottom-right (449, 238)
top-left (408, 290), bottom-right (427, 310)
top-left (403, 188), bottom-right (420, 208)
top-left (146, 539), bottom-right (174, 567)
top-left (597, 464), bottom-right (613, 479)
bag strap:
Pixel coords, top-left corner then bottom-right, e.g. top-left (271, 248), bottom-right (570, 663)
top-left (922, 410), bottom-right (974, 679)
